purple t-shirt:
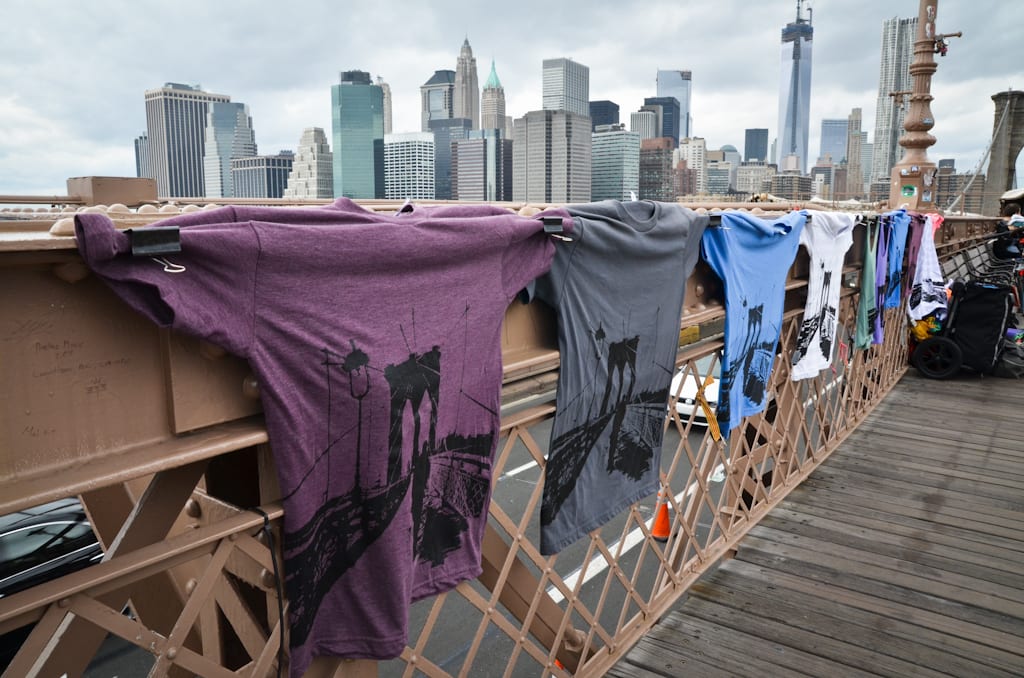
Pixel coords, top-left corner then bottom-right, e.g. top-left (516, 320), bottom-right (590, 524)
top-left (74, 198), bottom-right (569, 677)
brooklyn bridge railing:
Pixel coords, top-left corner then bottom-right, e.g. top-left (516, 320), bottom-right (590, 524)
top-left (0, 190), bottom-right (999, 677)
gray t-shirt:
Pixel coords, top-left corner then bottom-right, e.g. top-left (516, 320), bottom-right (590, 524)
top-left (532, 200), bottom-right (708, 554)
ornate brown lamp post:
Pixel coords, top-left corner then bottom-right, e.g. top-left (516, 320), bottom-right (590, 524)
top-left (887, 0), bottom-right (960, 210)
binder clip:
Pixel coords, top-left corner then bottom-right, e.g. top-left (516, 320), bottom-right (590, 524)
top-left (541, 216), bottom-right (572, 241)
top-left (127, 226), bottom-right (181, 256)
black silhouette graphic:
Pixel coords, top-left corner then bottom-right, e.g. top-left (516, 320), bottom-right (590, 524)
top-left (792, 266), bottom-right (838, 366)
top-left (283, 313), bottom-right (494, 647)
top-left (719, 301), bottom-right (778, 425)
top-left (600, 335), bottom-right (638, 414)
top-left (909, 282), bottom-right (946, 311)
top-left (385, 348), bottom-right (440, 486)
top-left (541, 327), bottom-right (668, 527)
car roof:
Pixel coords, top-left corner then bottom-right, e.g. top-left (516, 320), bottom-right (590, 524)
top-left (0, 498), bottom-right (86, 534)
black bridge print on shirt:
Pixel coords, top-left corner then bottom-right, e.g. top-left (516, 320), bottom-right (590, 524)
top-left (718, 301), bottom-right (779, 426)
top-left (792, 266), bottom-right (837, 367)
top-left (542, 327), bottom-right (669, 528)
top-left (281, 308), bottom-right (494, 647)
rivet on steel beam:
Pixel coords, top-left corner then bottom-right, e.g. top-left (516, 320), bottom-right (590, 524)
top-left (58, 598), bottom-right (70, 608)
top-left (228, 532), bottom-right (239, 541)
top-left (185, 578), bottom-right (198, 595)
top-left (166, 647), bottom-right (177, 660)
top-left (184, 498), bottom-right (202, 518)
top-left (198, 340), bottom-right (226, 360)
top-left (242, 375), bottom-right (260, 399)
top-left (260, 568), bottom-right (277, 589)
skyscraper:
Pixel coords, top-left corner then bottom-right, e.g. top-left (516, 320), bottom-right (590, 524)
top-left (144, 83), bottom-right (230, 197)
top-left (513, 109), bottom-right (591, 203)
top-left (777, 1), bottom-right (813, 174)
top-left (231, 152), bottom-right (294, 198)
top-left (818, 118), bottom-right (848, 164)
top-left (421, 70), bottom-right (455, 132)
top-left (331, 70), bottom-right (384, 199)
top-left (656, 70), bottom-right (692, 138)
top-left (845, 108), bottom-right (864, 198)
top-left (428, 118), bottom-right (472, 200)
top-left (870, 16), bottom-right (918, 184)
top-left (589, 101), bottom-right (620, 130)
top-left (452, 130), bottom-right (513, 201)
top-left (630, 110), bottom-right (657, 140)
top-left (542, 58), bottom-right (589, 117)
top-left (376, 76), bottom-right (393, 135)
top-left (591, 124), bottom-right (640, 201)
top-left (453, 39), bottom-right (480, 129)
top-left (744, 128), bottom-right (769, 162)
top-left (639, 138), bottom-right (677, 201)
top-left (642, 97), bottom-right (681, 146)
top-left (720, 144), bottom-right (741, 190)
top-left (284, 127), bottom-right (334, 199)
top-left (384, 133), bottom-right (435, 199)
top-left (860, 141), bottom-right (873, 191)
top-left (677, 137), bottom-right (708, 194)
top-left (202, 102), bottom-right (257, 198)
top-left (134, 134), bottom-right (150, 179)
top-left (480, 61), bottom-right (506, 131)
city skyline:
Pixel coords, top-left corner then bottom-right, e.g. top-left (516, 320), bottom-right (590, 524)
top-left (0, 0), bottom-right (1018, 196)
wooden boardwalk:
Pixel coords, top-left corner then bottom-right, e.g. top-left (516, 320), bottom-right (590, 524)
top-left (610, 371), bottom-right (1024, 678)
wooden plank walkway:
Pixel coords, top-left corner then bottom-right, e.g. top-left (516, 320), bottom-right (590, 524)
top-left (610, 371), bottom-right (1024, 678)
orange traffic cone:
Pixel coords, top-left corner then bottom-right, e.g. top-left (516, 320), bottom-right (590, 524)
top-left (651, 491), bottom-right (671, 543)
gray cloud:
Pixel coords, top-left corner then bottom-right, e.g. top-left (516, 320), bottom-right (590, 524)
top-left (0, 0), bottom-right (1017, 196)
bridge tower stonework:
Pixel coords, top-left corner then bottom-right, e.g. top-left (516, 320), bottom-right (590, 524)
top-left (983, 90), bottom-right (1024, 216)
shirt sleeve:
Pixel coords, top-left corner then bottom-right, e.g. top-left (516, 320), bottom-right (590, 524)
top-left (74, 212), bottom-right (260, 358)
top-left (500, 208), bottom-right (572, 303)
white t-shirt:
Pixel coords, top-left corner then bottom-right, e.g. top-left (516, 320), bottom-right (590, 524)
top-left (791, 212), bottom-right (856, 381)
top-left (908, 213), bottom-right (947, 321)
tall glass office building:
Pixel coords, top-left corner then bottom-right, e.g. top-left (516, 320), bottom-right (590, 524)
top-left (143, 83), bottom-right (231, 197)
top-left (452, 130), bottom-right (513, 201)
top-left (656, 70), bottom-right (692, 139)
top-left (513, 109), bottom-right (591, 203)
top-left (642, 96), bottom-right (681, 146)
top-left (818, 118), bottom-right (848, 164)
top-left (777, 2), bottom-right (813, 174)
top-left (744, 128), bottom-right (769, 162)
top-left (331, 71), bottom-right (385, 199)
top-left (542, 58), bottom-right (589, 117)
top-left (591, 124), bottom-right (640, 201)
top-left (202, 102), bottom-right (257, 198)
top-left (871, 16), bottom-right (918, 184)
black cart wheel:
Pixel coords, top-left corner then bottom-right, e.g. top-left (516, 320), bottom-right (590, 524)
top-left (912, 337), bottom-right (963, 379)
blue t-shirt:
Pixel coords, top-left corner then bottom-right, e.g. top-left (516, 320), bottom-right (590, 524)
top-left (701, 210), bottom-right (806, 435)
top-left (882, 209), bottom-right (911, 309)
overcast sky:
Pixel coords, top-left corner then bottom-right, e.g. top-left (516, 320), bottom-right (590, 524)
top-left (0, 0), bottom-right (1018, 196)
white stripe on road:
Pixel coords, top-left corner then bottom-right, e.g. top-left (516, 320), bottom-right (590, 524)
top-left (545, 464), bottom-right (724, 604)
top-left (503, 459), bottom-right (541, 478)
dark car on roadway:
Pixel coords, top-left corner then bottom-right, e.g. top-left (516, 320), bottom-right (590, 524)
top-left (0, 497), bottom-right (103, 668)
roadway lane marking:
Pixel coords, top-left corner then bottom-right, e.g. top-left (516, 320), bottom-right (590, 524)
top-left (503, 459), bottom-right (540, 478)
top-left (545, 464), bottom-right (724, 604)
